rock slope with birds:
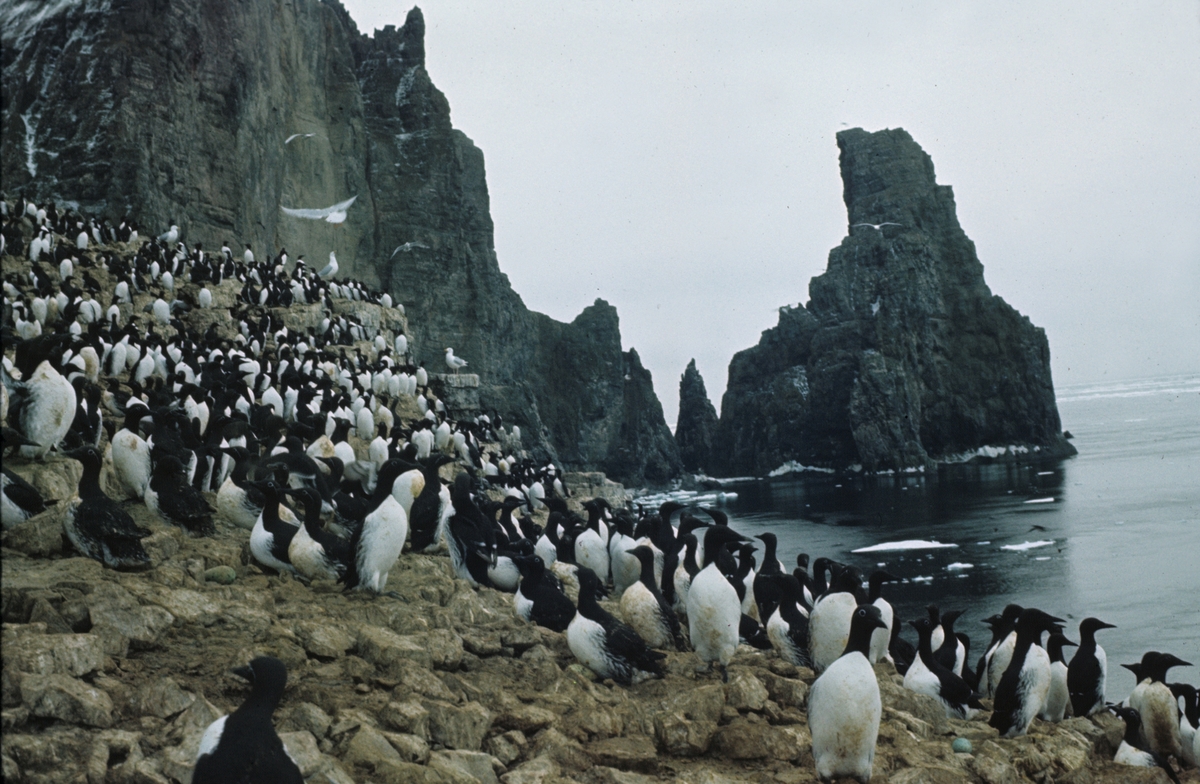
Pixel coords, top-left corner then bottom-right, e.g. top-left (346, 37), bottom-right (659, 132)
top-left (3, 196), bottom-right (1197, 784)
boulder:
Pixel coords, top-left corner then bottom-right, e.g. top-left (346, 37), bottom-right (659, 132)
top-left (423, 699), bottom-right (494, 751)
top-left (3, 632), bottom-right (105, 677)
top-left (19, 673), bottom-right (114, 727)
top-left (429, 749), bottom-right (500, 784)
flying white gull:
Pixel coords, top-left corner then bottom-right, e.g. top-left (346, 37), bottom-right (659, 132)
top-left (281, 195), bottom-right (357, 224)
top-left (851, 222), bottom-right (902, 232)
top-left (390, 241), bottom-right (429, 257)
top-left (284, 133), bottom-right (318, 144)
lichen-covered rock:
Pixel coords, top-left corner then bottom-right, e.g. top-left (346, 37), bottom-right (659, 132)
top-left (4, 631), bottom-right (105, 678)
top-left (19, 673), bottom-right (114, 727)
top-left (714, 128), bottom-right (1076, 475)
top-left (423, 699), bottom-right (494, 751)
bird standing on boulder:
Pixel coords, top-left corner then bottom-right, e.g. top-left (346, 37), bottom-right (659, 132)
top-left (444, 347), bottom-right (467, 374)
top-left (808, 604), bottom-right (887, 784)
top-left (567, 567), bottom-right (665, 685)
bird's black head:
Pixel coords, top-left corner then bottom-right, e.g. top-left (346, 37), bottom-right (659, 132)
top-left (1078, 617), bottom-right (1117, 636)
top-left (1015, 607), bottom-right (1064, 635)
top-left (852, 604), bottom-right (887, 632)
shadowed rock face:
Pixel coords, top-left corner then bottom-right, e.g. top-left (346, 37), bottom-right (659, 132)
top-left (675, 360), bottom-right (719, 474)
top-left (1, 1), bottom-right (681, 485)
top-left (714, 128), bottom-right (1075, 476)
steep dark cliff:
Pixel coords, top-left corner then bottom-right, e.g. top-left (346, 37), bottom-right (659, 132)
top-left (714, 128), bottom-right (1075, 475)
top-left (674, 359), bottom-right (720, 474)
top-left (0, 1), bottom-right (681, 484)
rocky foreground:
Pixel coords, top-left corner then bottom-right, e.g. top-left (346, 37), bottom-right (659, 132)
top-left (2, 479), bottom-right (1190, 784)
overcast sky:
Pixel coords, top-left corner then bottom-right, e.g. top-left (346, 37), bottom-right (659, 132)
top-left (344, 0), bottom-right (1200, 428)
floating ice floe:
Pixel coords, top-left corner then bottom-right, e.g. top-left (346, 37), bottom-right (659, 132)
top-left (1037, 471), bottom-right (1054, 476)
top-left (1000, 540), bottom-right (1055, 552)
top-left (946, 563), bottom-right (974, 571)
top-left (942, 444), bottom-right (1032, 463)
top-left (1034, 556), bottom-right (1052, 561)
top-left (912, 575), bottom-right (934, 583)
top-left (852, 540), bottom-right (958, 554)
top-left (1024, 497), bottom-right (1055, 504)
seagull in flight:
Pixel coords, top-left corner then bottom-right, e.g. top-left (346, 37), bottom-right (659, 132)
top-left (851, 222), bottom-right (902, 232)
top-left (284, 133), bottom-right (318, 144)
top-left (281, 195), bottom-right (357, 223)
top-left (390, 241), bottom-right (429, 258)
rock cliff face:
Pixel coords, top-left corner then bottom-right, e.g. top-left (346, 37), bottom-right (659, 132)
top-left (674, 360), bottom-right (720, 474)
top-left (714, 128), bottom-right (1076, 476)
top-left (0, 1), bottom-right (681, 485)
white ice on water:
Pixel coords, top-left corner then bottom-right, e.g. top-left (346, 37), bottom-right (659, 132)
top-left (1000, 540), bottom-right (1055, 552)
top-left (852, 540), bottom-right (958, 554)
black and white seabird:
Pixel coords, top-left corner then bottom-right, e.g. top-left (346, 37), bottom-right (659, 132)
top-left (1039, 632), bottom-right (1077, 722)
top-left (989, 607), bottom-right (1064, 737)
top-left (566, 568), bottom-right (665, 686)
top-left (192, 656), bottom-right (303, 784)
top-left (904, 615), bottom-right (984, 720)
top-left (1, 466), bottom-right (46, 529)
top-left (514, 555), bottom-right (575, 633)
top-left (765, 574), bottom-right (812, 668)
top-left (1067, 617), bottom-right (1116, 717)
top-left (145, 454), bottom-right (215, 535)
top-left (619, 545), bottom-right (686, 651)
top-left (61, 446), bottom-right (151, 569)
top-left (1124, 651), bottom-right (1192, 761)
top-left (248, 479), bottom-right (301, 575)
top-left (809, 604), bottom-right (887, 784)
top-left (686, 526), bottom-right (750, 679)
top-left (1108, 705), bottom-right (1182, 784)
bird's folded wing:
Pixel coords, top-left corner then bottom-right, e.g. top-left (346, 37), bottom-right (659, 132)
top-left (281, 195), bottom-right (357, 220)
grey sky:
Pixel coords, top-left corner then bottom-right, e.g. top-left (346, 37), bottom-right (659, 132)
top-left (344, 0), bottom-right (1200, 428)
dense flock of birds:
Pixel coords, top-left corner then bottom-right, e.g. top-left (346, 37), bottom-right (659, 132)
top-left (1, 197), bottom-right (1196, 784)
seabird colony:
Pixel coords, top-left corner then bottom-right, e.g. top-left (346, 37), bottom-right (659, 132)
top-left (1, 195), bottom-right (1196, 784)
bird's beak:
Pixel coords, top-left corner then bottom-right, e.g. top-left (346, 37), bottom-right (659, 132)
top-left (231, 665), bottom-right (254, 682)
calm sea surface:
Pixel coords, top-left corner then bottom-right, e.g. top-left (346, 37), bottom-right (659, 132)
top-left (651, 374), bottom-right (1200, 698)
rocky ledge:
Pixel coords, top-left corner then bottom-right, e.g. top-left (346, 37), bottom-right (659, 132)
top-left (713, 128), bottom-right (1076, 477)
top-left (2, 470), bottom-right (1184, 784)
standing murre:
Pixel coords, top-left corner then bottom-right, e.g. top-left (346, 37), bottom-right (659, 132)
top-left (904, 615), bottom-right (985, 720)
top-left (808, 604), bottom-right (887, 784)
top-left (248, 479), bottom-right (301, 575)
top-left (192, 656), bottom-right (303, 784)
top-left (989, 607), bottom-right (1064, 737)
top-left (61, 446), bottom-right (151, 569)
top-left (765, 573), bottom-right (813, 668)
top-left (1067, 617), bottom-right (1116, 717)
top-left (1124, 651), bottom-right (1192, 761)
top-left (567, 567), bottom-right (665, 686)
top-left (619, 545), bottom-right (686, 650)
top-left (1039, 632), bottom-right (1077, 722)
top-left (514, 555), bottom-right (575, 632)
top-left (808, 564), bottom-right (864, 674)
top-left (983, 603), bottom-right (1024, 698)
top-left (686, 525), bottom-right (750, 680)
top-left (1108, 706), bottom-right (1182, 784)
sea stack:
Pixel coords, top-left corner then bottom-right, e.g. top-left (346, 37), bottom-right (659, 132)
top-left (675, 359), bottom-right (720, 474)
top-left (714, 128), bottom-right (1076, 475)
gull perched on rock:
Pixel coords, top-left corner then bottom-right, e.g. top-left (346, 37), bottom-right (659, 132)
top-left (281, 195), bottom-right (357, 224)
top-left (445, 348), bottom-right (467, 374)
top-left (851, 222), bottom-right (902, 232)
top-left (317, 252), bottom-right (338, 278)
top-left (158, 224), bottom-right (180, 244)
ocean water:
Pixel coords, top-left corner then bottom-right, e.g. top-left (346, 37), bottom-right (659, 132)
top-left (691, 374), bottom-right (1199, 698)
